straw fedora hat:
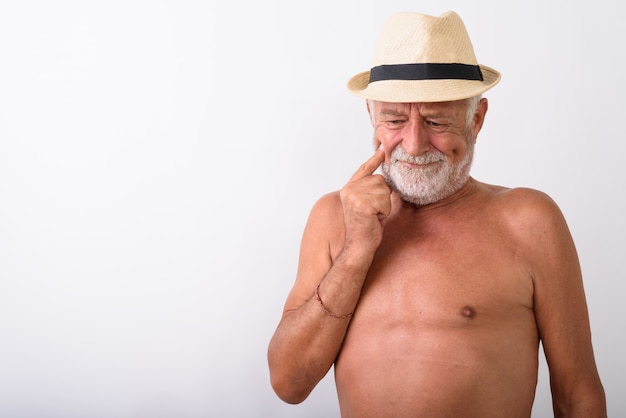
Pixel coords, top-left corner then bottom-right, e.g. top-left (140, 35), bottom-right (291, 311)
top-left (347, 11), bottom-right (501, 103)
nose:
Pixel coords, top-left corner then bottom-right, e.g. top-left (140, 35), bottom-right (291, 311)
top-left (401, 119), bottom-right (430, 156)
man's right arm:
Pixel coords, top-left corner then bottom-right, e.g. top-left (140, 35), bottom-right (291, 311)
top-left (267, 149), bottom-right (390, 404)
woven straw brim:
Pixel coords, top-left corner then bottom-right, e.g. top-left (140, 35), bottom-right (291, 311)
top-left (347, 64), bottom-right (501, 102)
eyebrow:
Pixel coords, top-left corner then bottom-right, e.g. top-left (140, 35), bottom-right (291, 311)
top-left (379, 108), bottom-right (453, 122)
top-left (379, 109), bottom-right (407, 117)
top-left (423, 112), bottom-right (454, 121)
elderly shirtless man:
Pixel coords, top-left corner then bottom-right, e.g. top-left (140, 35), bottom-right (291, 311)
top-left (267, 11), bottom-right (606, 417)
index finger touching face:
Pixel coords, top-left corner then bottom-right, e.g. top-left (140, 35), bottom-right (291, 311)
top-left (351, 146), bottom-right (385, 181)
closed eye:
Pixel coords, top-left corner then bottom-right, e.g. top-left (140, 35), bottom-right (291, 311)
top-left (379, 119), bottom-right (407, 129)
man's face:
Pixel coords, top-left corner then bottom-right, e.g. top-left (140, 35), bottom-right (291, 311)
top-left (370, 99), bottom-right (482, 206)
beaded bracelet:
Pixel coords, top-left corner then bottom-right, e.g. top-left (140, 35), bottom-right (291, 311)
top-left (315, 282), bottom-right (353, 320)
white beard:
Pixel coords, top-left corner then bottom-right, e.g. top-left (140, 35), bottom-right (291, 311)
top-left (381, 141), bottom-right (474, 206)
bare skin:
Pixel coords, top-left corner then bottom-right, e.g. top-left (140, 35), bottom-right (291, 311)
top-left (268, 99), bottom-right (606, 417)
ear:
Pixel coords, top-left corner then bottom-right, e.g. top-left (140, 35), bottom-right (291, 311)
top-left (366, 100), bottom-right (381, 149)
top-left (471, 98), bottom-right (488, 139)
top-left (366, 99), bottom-right (376, 127)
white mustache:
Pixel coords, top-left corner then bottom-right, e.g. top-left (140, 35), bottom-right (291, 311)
top-left (390, 147), bottom-right (446, 165)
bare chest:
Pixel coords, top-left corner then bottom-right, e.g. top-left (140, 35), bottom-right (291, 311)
top-left (355, 215), bottom-right (533, 327)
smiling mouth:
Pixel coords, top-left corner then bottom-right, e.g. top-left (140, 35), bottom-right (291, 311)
top-left (398, 160), bottom-right (443, 169)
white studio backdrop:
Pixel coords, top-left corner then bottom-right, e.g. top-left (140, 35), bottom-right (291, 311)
top-left (0, 1), bottom-right (623, 417)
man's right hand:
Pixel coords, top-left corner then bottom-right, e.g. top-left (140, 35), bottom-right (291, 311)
top-left (339, 147), bottom-right (392, 253)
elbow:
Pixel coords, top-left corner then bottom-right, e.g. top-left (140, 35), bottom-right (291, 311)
top-left (267, 334), bottom-right (319, 404)
top-left (552, 378), bottom-right (607, 418)
top-left (269, 369), bottom-right (312, 405)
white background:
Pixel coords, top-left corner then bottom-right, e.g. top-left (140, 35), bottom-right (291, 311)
top-left (0, 1), bottom-right (624, 417)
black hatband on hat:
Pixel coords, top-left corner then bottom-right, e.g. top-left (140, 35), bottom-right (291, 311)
top-left (369, 63), bottom-right (483, 83)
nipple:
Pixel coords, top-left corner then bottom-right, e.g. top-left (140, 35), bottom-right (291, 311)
top-left (460, 305), bottom-right (476, 319)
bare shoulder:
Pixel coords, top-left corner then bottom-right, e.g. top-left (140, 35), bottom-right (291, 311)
top-left (477, 181), bottom-right (565, 226)
top-left (309, 190), bottom-right (342, 220)
top-left (476, 181), bottom-right (575, 271)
